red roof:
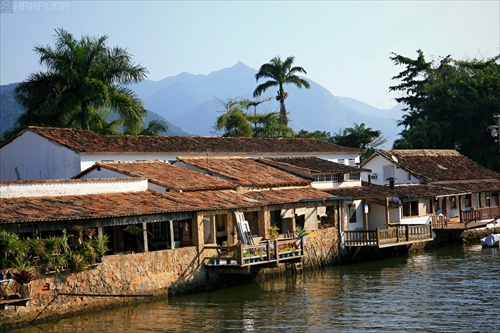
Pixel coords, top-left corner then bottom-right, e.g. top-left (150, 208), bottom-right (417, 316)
top-left (370, 150), bottom-right (500, 182)
top-left (176, 157), bottom-right (311, 188)
top-left (75, 160), bottom-right (235, 192)
top-left (14, 126), bottom-right (362, 154)
top-left (0, 187), bottom-right (337, 224)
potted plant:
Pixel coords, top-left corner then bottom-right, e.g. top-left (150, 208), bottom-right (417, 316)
top-left (12, 269), bottom-right (36, 299)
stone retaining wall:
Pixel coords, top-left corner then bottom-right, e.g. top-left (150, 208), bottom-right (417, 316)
top-left (1, 246), bottom-right (214, 329)
top-left (1, 227), bottom-right (340, 329)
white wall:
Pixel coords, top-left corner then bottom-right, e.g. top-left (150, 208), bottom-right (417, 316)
top-left (0, 178), bottom-right (148, 198)
top-left (0, 131), bottom-right (81, 180)
top-left (362, 155), bottom-right (421, 185)
top-left (78, 167), bottom-right (169, 192)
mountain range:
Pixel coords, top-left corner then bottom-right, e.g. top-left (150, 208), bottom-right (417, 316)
top-left (0, 62), bottom-right (404, 146)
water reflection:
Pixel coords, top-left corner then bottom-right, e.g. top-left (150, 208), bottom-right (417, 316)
top-left (9, 245), bottom-right (499, 332)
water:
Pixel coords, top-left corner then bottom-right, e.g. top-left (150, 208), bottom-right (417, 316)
top-left (10, 245), bottom-right (499, 332)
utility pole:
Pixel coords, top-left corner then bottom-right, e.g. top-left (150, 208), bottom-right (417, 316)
top-left (486, 113), bottom-right (500, 155)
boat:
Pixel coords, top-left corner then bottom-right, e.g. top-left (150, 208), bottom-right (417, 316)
top-left (480, 234), bottom-right (500, 247)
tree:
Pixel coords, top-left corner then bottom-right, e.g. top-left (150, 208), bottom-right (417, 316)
top-left (253, 56), bottom-right (310, 126)
top-left (332, 123), bottom-right (386, 149)
top-left (390, 50), bottom-right (500, 170)
top-left (14, 28), bottom-right (148, 134)
top-left (215, 109), bottom-right (253, 137)
top-left (213, 97), bottom-right (294, 138)
top-left (138, 119), bottom-right (168, 136)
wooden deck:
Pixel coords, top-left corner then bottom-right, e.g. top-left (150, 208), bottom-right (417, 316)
top-left (204, 237), bottom-right (303, 268)
top-left (432, 207), bottom-right (500, 230)
top-left (344, 224), bottom-right (434, 248)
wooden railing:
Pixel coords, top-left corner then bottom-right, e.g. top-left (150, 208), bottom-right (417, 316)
top-left (431, 215), bottom-right (448, 229)
top-left (344, 224), bottom-right (433, 247)
top-left (461, 207), bottom-right (500, 224)
top-left (204, 237), bottom-right (304, 267)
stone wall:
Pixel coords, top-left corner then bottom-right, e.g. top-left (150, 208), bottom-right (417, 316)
top-left (255, 227), bottom-right (340, 279)
top-left (1, 227), bottom-right (340, 329)
top-left (1, 246), bottom-right (216, 329)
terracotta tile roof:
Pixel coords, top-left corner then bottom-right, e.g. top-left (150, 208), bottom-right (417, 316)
top-left (0, 187), bottom-right (337, 224)
top-left (176, 157), bottom-right (311, 188)
top-left (324, 182), bottom-right (464, 200)
top-left (14, 126), bottom-right (362, 154)
top-left (371, 150), bottom-right (500, 182)
top-left (74, 160), bottom-right (235, 192)
top-left (259, 156), bottom-right (370, 176)
top-left (435, 180), bottom-right (500, 193)
top-left (0, 190), bottom-right (188, 224)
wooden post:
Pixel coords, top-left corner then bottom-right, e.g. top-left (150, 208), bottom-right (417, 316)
top-left (226, 212), bottom-right (236, 245)
top-left (258, 208), bottom-right (270, 239)
top-left (405, 225), bottom-right (409, 241)
top-left (142, 222), bottom-right (148, 252)
top-left (169, 220), bottom-right (175, 249)
top-left (376, 227), bottom-right (380, 246)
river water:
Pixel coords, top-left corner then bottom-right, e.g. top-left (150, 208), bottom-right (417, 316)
top-left (11, 245), bottom-right (499, 332)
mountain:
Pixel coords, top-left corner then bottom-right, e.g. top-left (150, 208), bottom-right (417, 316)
top-left (131, 62), bottom-right (403, 145)
top-left (0, 84), bottom-right (189, 138)
top-left (0, 62), bottom-right (403, 146)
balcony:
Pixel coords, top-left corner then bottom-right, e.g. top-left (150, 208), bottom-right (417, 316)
top-left (344, 224), bottom-right (434, 248)
top-left (204, 237), bottom-right (303, 268)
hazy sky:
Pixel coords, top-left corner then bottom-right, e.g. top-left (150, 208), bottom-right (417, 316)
top-left (1, 1), bottom-right (498, 109)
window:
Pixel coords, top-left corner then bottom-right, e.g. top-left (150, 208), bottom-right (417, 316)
top-left (348, 159), bottom-right (356, 166)
top-left (491, 192), bottom-right (499, 206)
top-left (465, 194), bottom-right (472, 207)
top-left (402, 200), bottom-right (418, 217)
top-left (337, 158), bottom-right (345, 165)
top-left (426, 199), bottom-right (433, 214)
top-left (349, 173), bottom-right (360, 181)
top-left (383, 165), bottom-right (395, 180)
top-left (314, 174), bottom-right (338, 182)
top-left (349, 204), bottom-right (357, 223)
top-left (407, 173), bottom-right (412, 181)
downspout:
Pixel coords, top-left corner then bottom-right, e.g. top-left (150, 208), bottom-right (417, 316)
top-left (385, 197), bottom-right (390, 228)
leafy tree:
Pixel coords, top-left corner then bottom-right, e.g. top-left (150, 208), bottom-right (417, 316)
top-left (248, 112), bottom-right (295, 138)
top-left (295, 130), bottom-right (335, 142)
top-left (213, 97), bottom-right (294, 138)
top-left (138, 119), bottom-right (169, 136)
top-left (14, 28), bottom-right (148, 134)
top-left (390, 50), bottom-right (500, 170)
top-left (253, 56), bottom-right (310, 126)
top-left (332, 123), bottom-right (386, 150)
top-left (215, 109), bottom-right (253, 137)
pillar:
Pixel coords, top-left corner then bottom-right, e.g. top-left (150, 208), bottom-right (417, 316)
top-left (257, 208), bottom-right (270, 238)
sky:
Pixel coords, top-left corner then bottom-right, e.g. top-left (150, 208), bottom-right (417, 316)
top-left (1, 0), bottom-right (499, 110)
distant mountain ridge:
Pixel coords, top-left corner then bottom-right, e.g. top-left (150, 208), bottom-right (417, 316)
top-left (0, 62), bottom-right (404, 146)
top-left (130, 62), bottom-right (403, 145)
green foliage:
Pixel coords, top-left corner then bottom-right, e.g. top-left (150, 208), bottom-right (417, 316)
top-left (12, 269), bottom-right (36, 284)
top-left (253, 55), bottom-right (310, 126)
top-left (213, 97), bottom-right (294, 138)
top-left (215, 109), bottom-right (253, 137)
top-left (390, 50), bottom-right (500, 171)
top-left (14, 28), bottom-right (148, 135)
top-left (0, 230), bottom-right (23, 270)
top-left (0, 228), bottom-right (110, 274)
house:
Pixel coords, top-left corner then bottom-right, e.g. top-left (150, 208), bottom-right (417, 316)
top-left (0, 126), bottom-right (363, 181)
top-left (257, 156), bottom-right (371, 189)
top-left (72, 160), bottom-right (236, 192)
top-left (360, 149), bottom-right (500, 227)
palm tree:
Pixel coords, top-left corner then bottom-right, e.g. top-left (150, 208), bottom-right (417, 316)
top-left (15, 28), bottom-right (148, 134)
top-left (253, 56), bottom-right (310, 126)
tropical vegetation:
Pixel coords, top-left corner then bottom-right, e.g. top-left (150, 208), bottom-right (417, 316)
top-left (0, 227), bottom-right (109, 274)
top-left (389, 50), bottom-right (500, 171)
top-left (253, 55), bottom-right (310, 126)
top-left (14, 28), bottom-right (149, 135)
